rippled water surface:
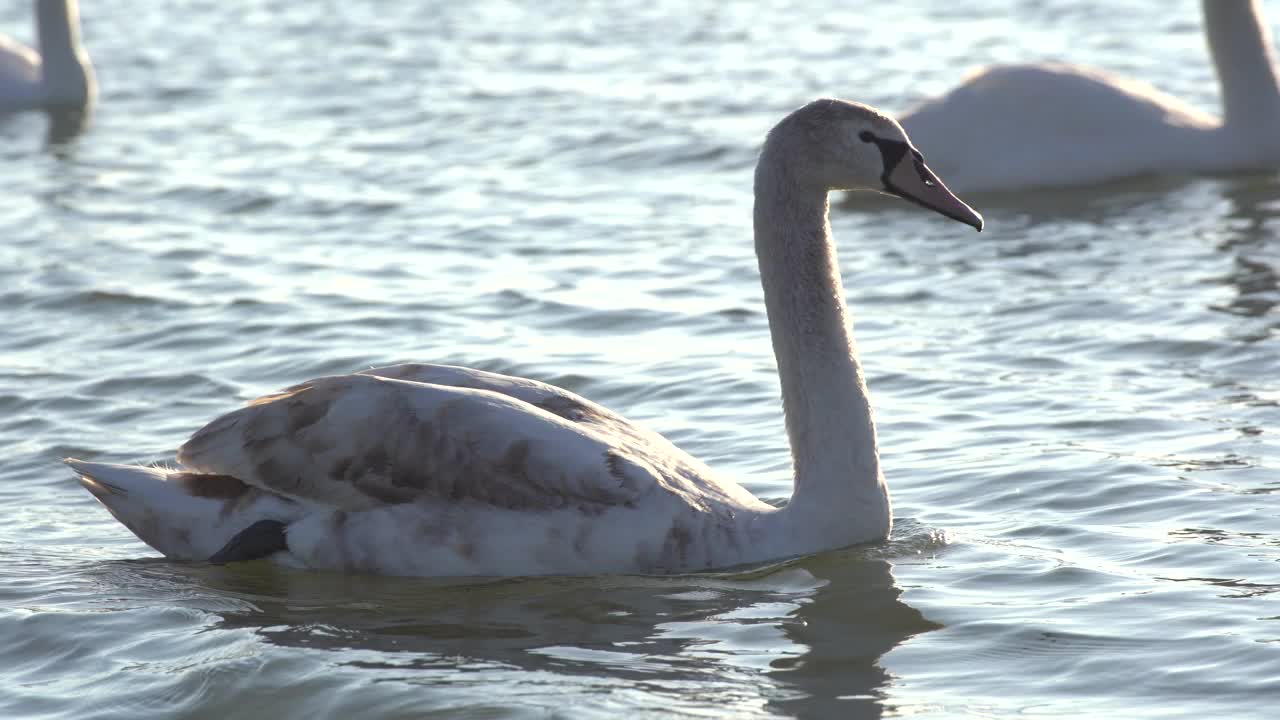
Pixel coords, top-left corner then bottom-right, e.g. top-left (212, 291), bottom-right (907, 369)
top-left (3, 1), bottom-right (1279, 717)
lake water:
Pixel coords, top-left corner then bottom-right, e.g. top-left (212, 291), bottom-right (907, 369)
top-left (2, 0), bottom-right (1278, 717)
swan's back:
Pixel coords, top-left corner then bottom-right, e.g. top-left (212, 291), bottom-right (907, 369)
top-left (0, 35), bottom-right (40, 111)
top-left (356, 364), bottom-right (759, 508)
top-left (901, 63), bottom-right (1221, 192)
top-left (177, 363), bottom-right (763, 514)
top-left (907, 63), bottom-right (1217, 140)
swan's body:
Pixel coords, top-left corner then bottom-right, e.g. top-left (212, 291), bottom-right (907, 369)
top-left (68, 99), bottom-right (982, 577)
top-left (901, 0), bottom-right (1280, 192)
top-left (0, 1), bottom-right (94, 116)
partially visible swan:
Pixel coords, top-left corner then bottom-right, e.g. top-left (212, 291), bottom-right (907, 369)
top-left (67, 98), bottom-right (983, 577)
top-left (900, 0), bottom-right (1280, 193)
top-left (0, 0), bottom-right (94, 124)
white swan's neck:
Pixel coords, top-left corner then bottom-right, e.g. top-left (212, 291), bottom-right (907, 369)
top-left (1204, 0), bottom-right (1280, 130)
top-left (35, 0), bottom-right (92, 108)
top-left (753, 149), bottom-right (890, 547)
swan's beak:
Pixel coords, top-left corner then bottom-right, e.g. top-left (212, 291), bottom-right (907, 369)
top-left (884, 156), bottom-right (984, 231)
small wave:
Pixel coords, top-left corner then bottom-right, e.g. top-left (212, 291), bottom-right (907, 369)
top-left (37, 290), bottom-right (194, 312)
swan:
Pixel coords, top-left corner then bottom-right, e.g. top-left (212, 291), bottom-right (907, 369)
top-left (0, 0), bottom-right (94, 116)
top-left (898, 0), bottom-right (1280, 193)
top-left (66, 98), bottom-right (983, 577)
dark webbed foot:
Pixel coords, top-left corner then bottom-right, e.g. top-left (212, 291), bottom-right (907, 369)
top-left (208, 519), bottom-right (289, 563)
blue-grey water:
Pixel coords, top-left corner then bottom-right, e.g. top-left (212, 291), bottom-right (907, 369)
top-left (3, 0), bottom-right (1278, 717)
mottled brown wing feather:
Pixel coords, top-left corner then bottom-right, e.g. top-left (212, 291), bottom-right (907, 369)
top-left (357, 364), bottom-right (617, 426)
top-left (355, 365), bottom-right (759, 511)
top-left (177, 373), bottom-right (662, 512)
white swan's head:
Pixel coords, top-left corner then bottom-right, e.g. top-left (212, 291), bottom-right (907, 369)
top-left (765, 98), bottom-right (983, 230)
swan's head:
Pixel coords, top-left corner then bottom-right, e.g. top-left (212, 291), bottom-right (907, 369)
top-left (764, 98), bottom-right (983, 230)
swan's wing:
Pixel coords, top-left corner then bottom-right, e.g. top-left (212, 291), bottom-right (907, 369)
top-left (358, 363), bottom-right (635, 430)
top-left (177, 373), bottom-right (668, 512)
top-left (355, 363), bottom-right (763, 510)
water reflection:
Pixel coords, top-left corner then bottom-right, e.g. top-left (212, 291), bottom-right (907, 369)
top-left (1211, 176), bottom-right (1280, 322)
top-left (45, 105), bottom-right (92, 146)
top-left (0, 106), bottom-right (91, 148)
top-left (82, 547), bottom-right (937, 716)
top-left (1216, 173), bottom-right (1280, 246)
top-left (765, 551), bottom-right (940, 719)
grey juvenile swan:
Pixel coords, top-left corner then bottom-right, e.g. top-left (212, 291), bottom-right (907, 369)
top-left (67, 99), bottom-right (983, 577)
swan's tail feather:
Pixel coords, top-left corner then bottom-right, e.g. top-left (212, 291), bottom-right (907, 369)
top-left (66, 459), bottom-right (303, 562)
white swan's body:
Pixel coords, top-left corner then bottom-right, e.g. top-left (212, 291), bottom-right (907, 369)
top-left (0, 0), bottom-right (94, 116)
top-left (901, 0), bottom-right (1280, 193)
top-left (68, 99), bottom-right (983, 577)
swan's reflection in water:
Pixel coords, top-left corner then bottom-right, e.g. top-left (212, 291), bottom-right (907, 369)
top-left (765, 552), bottom-right (940, 719)
top-left (1213, 175), bottom-right (1280, 323)
top-left (0, 105), bottom-right (91, 146)
top-left (91, 539), bottom-right (938, 717)
top-left (45, 105), bottom-right (91, 146)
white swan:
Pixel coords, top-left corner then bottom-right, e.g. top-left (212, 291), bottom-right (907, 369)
top-left (900, 0), bottom-right (1280, 193)
top-left (67, 99), bottom-right (983, 577)
top-left (0, 0), bottom-right (94, 116)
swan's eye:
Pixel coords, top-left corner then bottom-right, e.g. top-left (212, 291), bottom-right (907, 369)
top-left (858, 130), bottom-right (875, 143)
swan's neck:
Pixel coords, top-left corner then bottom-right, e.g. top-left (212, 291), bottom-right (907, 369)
top-left (1204, 0), bottom-right (1280, 129)
top-left (753, 151), bottom-right (890, 546)
top-left (35, 0), bottom-right (92, 108)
